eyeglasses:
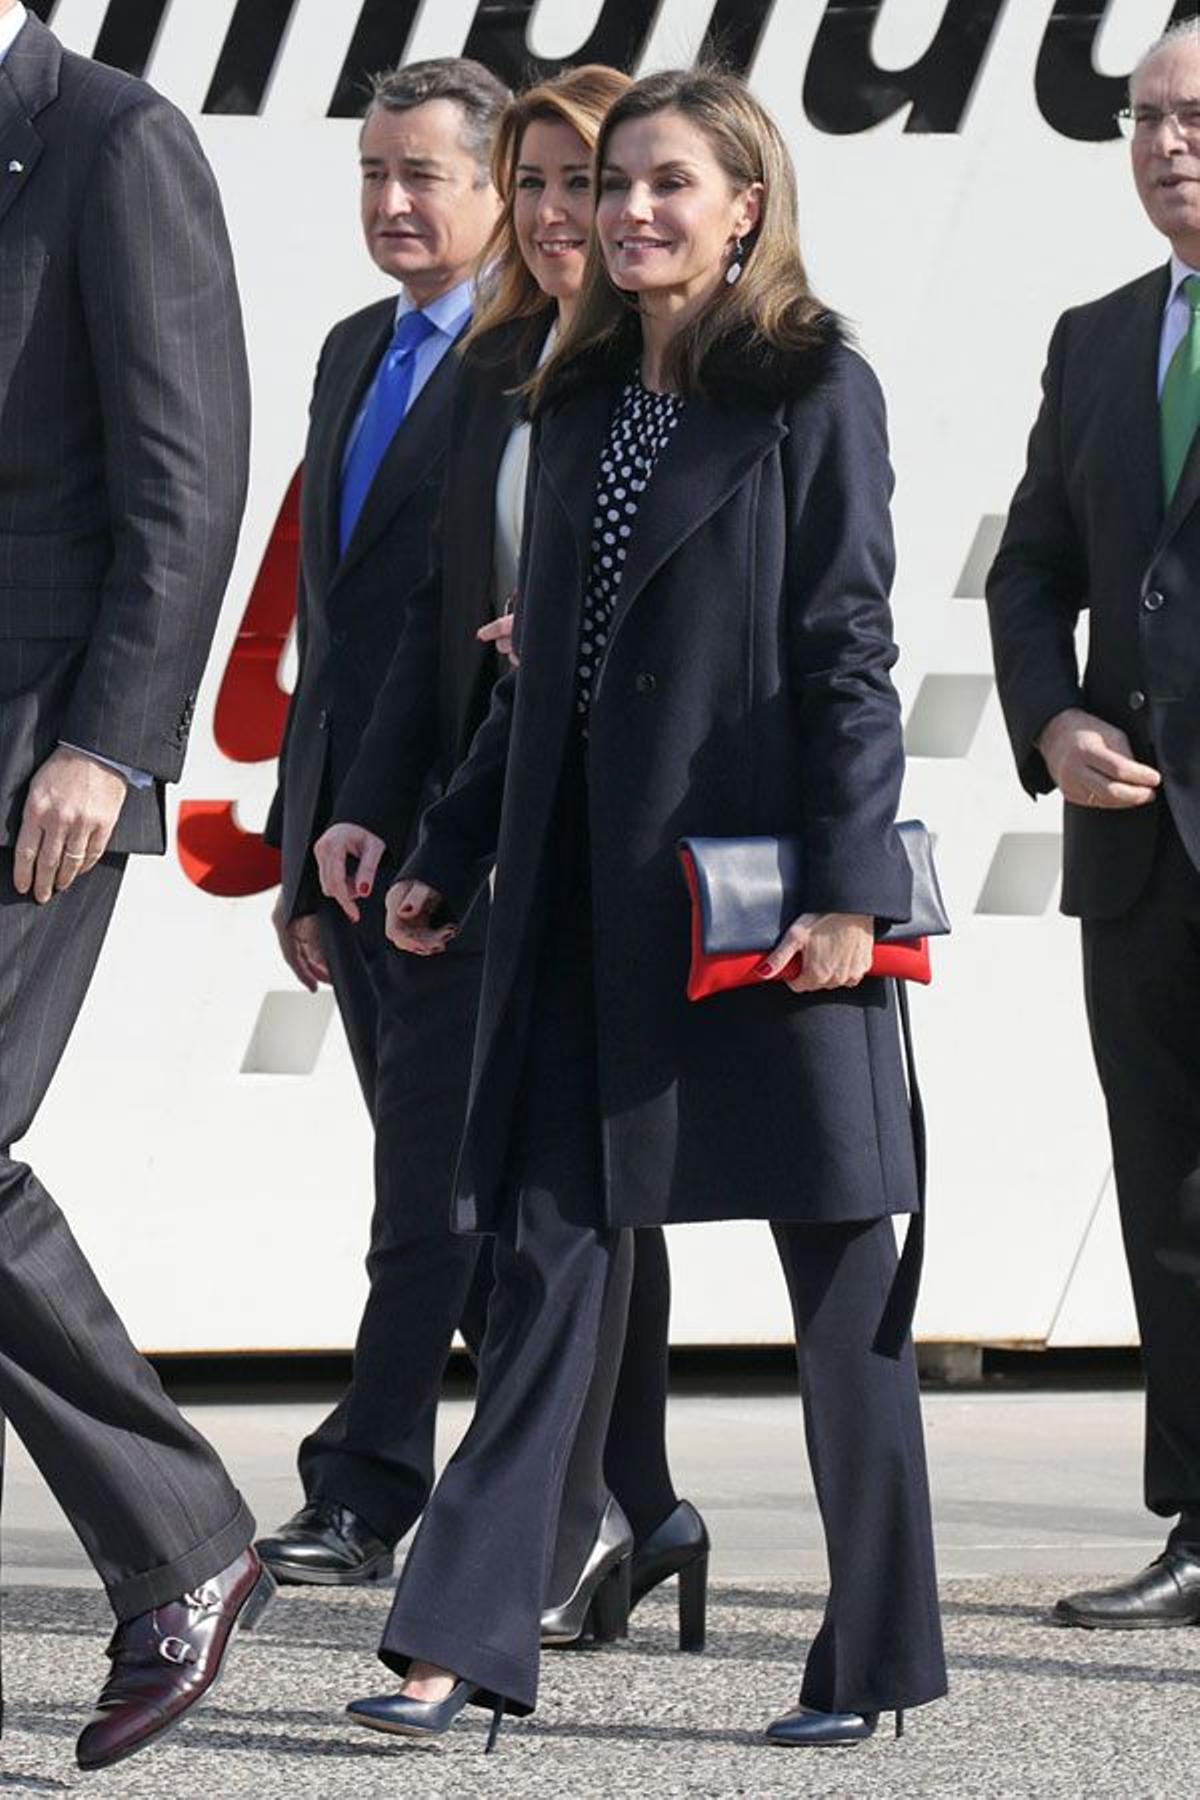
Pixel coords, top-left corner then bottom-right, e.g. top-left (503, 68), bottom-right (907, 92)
top-left (1117, 104), bottom-right (1200, 141)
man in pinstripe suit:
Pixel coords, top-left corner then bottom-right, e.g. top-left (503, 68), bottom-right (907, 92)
top-left (0, 3), bottom-right (272, 1771)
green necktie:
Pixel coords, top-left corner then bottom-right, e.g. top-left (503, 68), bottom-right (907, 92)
top-left (1161, 274), bottom-right (1200, 504)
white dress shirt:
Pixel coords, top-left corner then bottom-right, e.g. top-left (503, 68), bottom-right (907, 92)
top-left (1158, 254), bottom-right (1200, 396)
top-left (0, 5), bottom-right (26, 60)
top-left (0, 4), bottom-right (149, 788)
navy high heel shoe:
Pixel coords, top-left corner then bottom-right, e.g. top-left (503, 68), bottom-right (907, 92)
top-left (347, 1681), bottom-right (506, 1752)
top-left (629, 1499), bottom-right (710, 1651)
top-left (765, 1703), bottom-right (906, 1746)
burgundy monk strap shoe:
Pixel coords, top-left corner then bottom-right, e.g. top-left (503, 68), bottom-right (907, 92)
top-left (76, 1546), bottom-right (274, 1771)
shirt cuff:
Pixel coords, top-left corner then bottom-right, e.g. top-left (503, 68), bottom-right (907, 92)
top-left (59, 742), bottom-right (153, 789)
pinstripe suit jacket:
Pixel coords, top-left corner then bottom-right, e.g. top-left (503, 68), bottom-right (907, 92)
top-left (0, 14), bottom-right (250, 852)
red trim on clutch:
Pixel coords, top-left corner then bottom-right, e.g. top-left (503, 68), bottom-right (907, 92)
top-left (680, 847), bottom-right (932, 1002)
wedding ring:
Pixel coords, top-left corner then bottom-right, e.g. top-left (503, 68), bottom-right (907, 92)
top-left (62, 849), bottom-right (85, 862)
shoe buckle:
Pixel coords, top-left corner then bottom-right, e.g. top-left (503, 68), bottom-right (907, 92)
top-left (158, 1635), bottom-right (198, 1666)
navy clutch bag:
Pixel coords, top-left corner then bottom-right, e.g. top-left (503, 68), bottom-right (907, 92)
top-left (677, 821), bottom-right (950, 1000)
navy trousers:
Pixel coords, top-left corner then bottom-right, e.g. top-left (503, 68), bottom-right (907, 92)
top-left (302, 879), bottom-right (675, 1577)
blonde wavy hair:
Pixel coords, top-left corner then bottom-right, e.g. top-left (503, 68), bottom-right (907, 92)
top-left (465, 64), bottom-right (633, 353)
top-left (533, 67), bottom-right (828, 407)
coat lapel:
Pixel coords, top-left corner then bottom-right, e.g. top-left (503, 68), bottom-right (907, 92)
top-left (537, 379), bottom-right (784, 668)
top-left (607, 395), bottom-right (784, 644)
top-left (1111, 265), bottom-right (1169, 554)
top-left (0, 16), bottom-right (60, 232)
top-left (307, 305), bottom-right (392, 588)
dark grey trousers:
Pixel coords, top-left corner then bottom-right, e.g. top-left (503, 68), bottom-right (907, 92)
top-left (0, 852), bottom-right (252, 1621)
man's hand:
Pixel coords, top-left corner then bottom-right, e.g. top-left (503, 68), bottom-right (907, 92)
top-left (757, 911), bottom-right (875, 994)
top-left (13, 747), bottom-right (128, 902)
top-left (314, 822), bottom-right (386, 923)
top-left (385, 879), bottom-right (456, 955)
top-left (271, 895), bottom-right (330, 992)
top-left (1037, 708), bottom-right (1161, 809)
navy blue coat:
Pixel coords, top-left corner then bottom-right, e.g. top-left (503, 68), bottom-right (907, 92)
top-left (405, 316), bottom-right (918, 1232)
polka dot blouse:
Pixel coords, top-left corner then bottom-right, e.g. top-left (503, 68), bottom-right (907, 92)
top-left (576, 375), bottom-right (684, 733)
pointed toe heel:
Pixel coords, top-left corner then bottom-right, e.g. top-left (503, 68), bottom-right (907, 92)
top-left (347, 1680), bottom-right (506, 1752)
top-left (765, 1704), bottom-right (882, 1747)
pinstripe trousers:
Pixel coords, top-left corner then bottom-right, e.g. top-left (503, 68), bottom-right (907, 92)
top-left (0, 851), bottom-right (253, 1621)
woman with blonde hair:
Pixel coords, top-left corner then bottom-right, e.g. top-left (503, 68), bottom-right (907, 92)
top-left (349, 65), bottom-right (947, 1749)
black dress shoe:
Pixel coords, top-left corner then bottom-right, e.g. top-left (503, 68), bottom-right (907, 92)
top-left (1054, 1550), bottom-right (1200, 1629)
top-left (255, 1501), bottom-right (393, 1586)
top-left (766, 1704), bottom-right (904, 1746)
top-left (630, 1498), bottom-right (710, 1651)
top-left (76, 1548), bottom-right (274, 1771)
top-left (540, 1497), bottom-right (633, 1646)
top-left (348, 1680), bottom-right (506, 1752)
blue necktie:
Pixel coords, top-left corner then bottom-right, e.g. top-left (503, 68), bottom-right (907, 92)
top-left (339, 308), bottom-right (438, 554)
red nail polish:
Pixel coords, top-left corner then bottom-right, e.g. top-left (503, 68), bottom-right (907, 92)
top-left (358, 882), bottom-right (370, 896)
top-left (754, 960), bottom-right (773, 979)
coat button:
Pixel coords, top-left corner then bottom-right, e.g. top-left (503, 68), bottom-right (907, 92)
top-left (634, 672), bottom-right (657, 695)
top-left (1144, 590), bottom-right (1165, 611)
top-left (332, 628), bottom-right (347, 647)
top-left (1129, 690), bottom-right (1146, 711)
top-left (317, 707), bottom-right (329, 730)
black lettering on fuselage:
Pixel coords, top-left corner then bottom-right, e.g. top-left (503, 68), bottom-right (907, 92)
top-left (32, 0), bottom-right (1197, 142)
top-left (803, 0), bottom-right (1005, 134)
top-left (1036, 0), bottom-right (1195, 143)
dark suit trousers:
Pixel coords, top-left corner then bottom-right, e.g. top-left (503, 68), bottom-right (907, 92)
top-left (1083, 810), bottom-right (1200, 1520)
top-left (377, 990), bottom-right (945, 1714)
top-left (0, 853), bottom-right (252, 1620)
top-left (377, 896), bottom-right (633, 1713)
top-left (302, 882), bottom-right (677, 1565)
top-left (301, 887), bottom-right (490, 1542)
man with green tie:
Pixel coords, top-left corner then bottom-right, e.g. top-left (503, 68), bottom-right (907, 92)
top-left (988, 19), bottom-right (1200, 1630)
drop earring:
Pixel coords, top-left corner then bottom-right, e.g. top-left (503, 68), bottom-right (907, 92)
top-left (725, 235), bottom-right (745, 286)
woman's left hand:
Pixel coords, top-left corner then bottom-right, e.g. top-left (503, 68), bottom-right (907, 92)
top-left (758, 912), bottom-right (874, 993)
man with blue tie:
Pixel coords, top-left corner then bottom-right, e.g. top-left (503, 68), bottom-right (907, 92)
top-left (259, 59), bottom-right (508, 1584)
top-left (989, 21), bottom-right (1200, 1630)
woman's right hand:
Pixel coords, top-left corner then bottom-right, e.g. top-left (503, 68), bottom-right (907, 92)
top-left (477, 612), bottom-right (519, 666)
top-left (385, 879), bottom-right (456, 955)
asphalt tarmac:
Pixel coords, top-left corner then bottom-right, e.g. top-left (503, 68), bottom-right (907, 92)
top-left (1, 1383), bottom-right (1193, 1797)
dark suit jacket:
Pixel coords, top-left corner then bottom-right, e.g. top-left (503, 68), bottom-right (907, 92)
top-left (404, 318), bottom-right (918, 1235)
top-left (987, 263), bottom-right (1200, 919)
top-left (0, 14), bottom-right (250, 852)
top-left (265, 297), bottom-right (467, 920)
top-left (332, 315), bottom-right (543, 855)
